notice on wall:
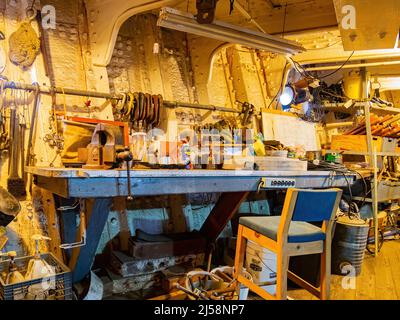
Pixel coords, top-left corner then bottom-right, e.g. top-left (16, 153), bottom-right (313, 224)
top-left (262, 111), bottom-right (320, 151)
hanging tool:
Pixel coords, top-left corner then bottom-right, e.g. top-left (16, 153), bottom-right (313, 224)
top-left (34, 8), bottom-right (52, 78)
top-left (19, 122), bottom-right (26, 181)
top-left (239, 101), bottom-right (255, 127)
top-left (7, 104), bottom-right (26, 199)
top-left (25, 84), bottom-right (40, 190)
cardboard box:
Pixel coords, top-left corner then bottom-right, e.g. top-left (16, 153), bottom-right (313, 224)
top-left (331, 135), bottom-right (383, 152)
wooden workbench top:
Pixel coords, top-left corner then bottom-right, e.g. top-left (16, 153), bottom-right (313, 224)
top-left (26, 166), bottom-right (345, 179)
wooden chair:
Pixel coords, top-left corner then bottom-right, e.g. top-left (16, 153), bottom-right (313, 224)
top-left (234, 188), bottom-right (342, 300)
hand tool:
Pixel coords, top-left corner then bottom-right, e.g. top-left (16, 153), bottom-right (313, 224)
top-left (7, 106), bottom-right (26, 199)
top-left (25, 84), bottom-right (40, 191)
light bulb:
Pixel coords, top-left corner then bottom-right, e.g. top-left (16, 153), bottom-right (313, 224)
top-left (279, 86), bottom-right (295, 106)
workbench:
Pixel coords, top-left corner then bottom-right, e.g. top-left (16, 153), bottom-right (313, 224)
top-left (26, 167), bottom-right (356, 283)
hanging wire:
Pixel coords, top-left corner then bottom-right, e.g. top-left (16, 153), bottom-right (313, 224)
top-left (281, 2), bottom-right (287, 38)
top-left (266, 62), bottom-right (289, 110)
top-left (318, 51), bottom-right (355, 79)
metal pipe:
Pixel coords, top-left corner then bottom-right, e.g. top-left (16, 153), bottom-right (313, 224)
top-left (305, 60), bottom-right (400, 72)
top-left (233, 1), bottom-right (267, 34)
top-left (2, 81), bottom-right (241, 114)
top-left (4, 81), bottom-right (120, 100)
top-left (163, 101), bottom-right (241, 113)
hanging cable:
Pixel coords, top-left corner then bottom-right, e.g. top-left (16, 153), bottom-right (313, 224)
top-left (318, 51), bottom-right (355, 79)
top-left (266, 62), bottom-right (289, 110)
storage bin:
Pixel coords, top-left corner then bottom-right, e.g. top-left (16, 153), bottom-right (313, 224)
top-left (245, 240), bottom-right (277, 284)
top-left (0, 253), bottom-right (72, 300)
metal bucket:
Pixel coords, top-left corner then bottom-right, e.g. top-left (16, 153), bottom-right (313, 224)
top-left (332, 217), bottom-right (369, 276)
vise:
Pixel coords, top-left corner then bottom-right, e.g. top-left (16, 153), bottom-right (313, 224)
top-left (78, 123), bottom-right (122, 169)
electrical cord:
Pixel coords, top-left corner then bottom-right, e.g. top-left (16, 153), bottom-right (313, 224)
top-left (318, 51), bottom-right (355, 79)
top-left (266, 62), bottom-right (289, 110)
top-left (289, 51), bottom-right (355, 81)
top-left (307, 160), bottom-right (369, 217)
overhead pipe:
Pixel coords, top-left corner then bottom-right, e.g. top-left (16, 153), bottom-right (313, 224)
top-left (1, 81), bottom-right (241, 114)
top-left (305, 60), bottom-right (400, 72)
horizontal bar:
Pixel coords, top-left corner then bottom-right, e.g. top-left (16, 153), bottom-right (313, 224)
top-left (31, 172), bottom-right (355, 198)
top-left (158, 7), bottom-right (305, 55)
top-left (2, 81), bottom-right (241, 114)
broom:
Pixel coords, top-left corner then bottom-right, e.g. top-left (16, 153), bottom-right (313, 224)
top-left (7, 108), bottom-right (26, 199)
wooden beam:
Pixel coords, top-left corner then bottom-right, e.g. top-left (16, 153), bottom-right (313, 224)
top-left (200, 192), bottom-right (249, 243)
top-left (32, 186), bottom-right (63, 261)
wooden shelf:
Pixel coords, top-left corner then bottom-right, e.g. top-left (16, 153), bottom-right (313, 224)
top-left (324, 150), bottom-right (400, 157)
top-left (322, 102), bottom-right (400, 114)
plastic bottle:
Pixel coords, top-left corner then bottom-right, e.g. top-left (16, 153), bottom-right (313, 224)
top-left (5, 251), bottom-right (25, 285)
top-left (24, 235), bottom-right (55, 300)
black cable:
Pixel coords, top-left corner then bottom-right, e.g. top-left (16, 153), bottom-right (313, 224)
top-left (289, 57), bottom-right (316, 80)
top-left (281, 3), bottom-right (287, 38)
top-left (289, 51), bottom-right (355, 81)
top-left (348, 169), bottom-right (369, 209)
top-left (266, 62), bottom-right (289, 110)
top-left (318, 51), bottom-right (355, 79)
top-left (307, 160), bottom-right (365, 217)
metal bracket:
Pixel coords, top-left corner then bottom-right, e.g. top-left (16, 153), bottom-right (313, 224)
top-left (59, 199), bottom-right (87, 250)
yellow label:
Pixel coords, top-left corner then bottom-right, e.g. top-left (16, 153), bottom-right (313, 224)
top-left (0, 226), bottom-right (6, 236)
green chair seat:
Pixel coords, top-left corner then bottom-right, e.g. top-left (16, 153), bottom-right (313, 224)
top-left (239, 216), bottom-right (325, 243)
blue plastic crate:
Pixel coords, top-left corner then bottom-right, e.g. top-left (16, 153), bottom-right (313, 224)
top-left (0, 253), bottom-right (72, 300)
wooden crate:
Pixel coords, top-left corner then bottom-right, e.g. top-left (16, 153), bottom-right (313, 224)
top-left (331, 135), bottom-right (383, 152)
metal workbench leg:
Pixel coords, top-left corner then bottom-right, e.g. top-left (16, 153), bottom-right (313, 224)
top-left (200, 192), bottom-right (249, 243)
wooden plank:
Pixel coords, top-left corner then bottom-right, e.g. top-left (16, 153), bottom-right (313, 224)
top-left (200, 192), bottom-right (249, 244)
top-left (32, 186), bottom-right (63, 261)
top-left (390, 242), bottom-right (400, 299)
top-left (69, 198), bottom-right (112, 283)
top-left (287, 270), bottom-right (320, 298)
top-left (168, 195), bottom-right (187, 233)
top-left (61, 175), bottom-right (354, 198)
top-left (35, 176), bottom-right (69, 198)
top-left (288, 241), bottom-right (400, 300)
top-left (374, 245), bottom-right (398, 299)
top-left (355, 254), bottom-right (377, 300)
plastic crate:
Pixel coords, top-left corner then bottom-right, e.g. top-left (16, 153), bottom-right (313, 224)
top-left (0, 253), bottom-right (72, 300)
